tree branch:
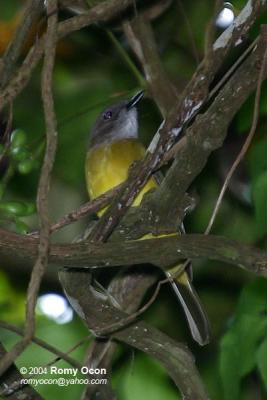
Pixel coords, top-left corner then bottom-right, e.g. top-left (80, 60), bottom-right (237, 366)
top-left (0, 228), bottom-right (266, 275)
top-left (0, 321), bottom-right (82, 371)
top-left (152, 28), bottom-right (267, 229)
top-left (59, 269), bottom-right (209, 400)
top-left (0, 0), bottom-right (59, 376)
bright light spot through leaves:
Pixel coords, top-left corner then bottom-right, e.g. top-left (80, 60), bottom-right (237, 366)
top-left (37, 293), bottom-right (73, 324)
top-left (216, 3), bottom-right (235, 29)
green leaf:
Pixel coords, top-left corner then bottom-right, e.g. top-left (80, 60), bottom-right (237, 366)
top-left (0, 183), bottom-right (5, 199)
top-left (10, 146), bottom-right (31, 162)
top-left (252, 170), bottom-right (267, 237)
top-left (220, 279), bottom-right (267, 400)
top-left (17, 159), bottom-right (35, 174)
top-left (0, 201), bottom-right (27, 216)
top-left (248, 135), bottom-right (267, 180)
top-left (24, 202), bottom-right (36, 215)
top-left (114, 354), bottom-right (178, 400)
top-left (0, 271), bottom-right (25, 322)
top-left (10, 129), bottom-right (27, 148)
top-left (220, 329), bottom-right (241, 400)
top-left (220, 314), bottom-right (267, 400)
top-left (0, 201), bottom-right (36, 217)
top-left (15, 219), bottom-right (30, 234)
top-left (236, 279), bottom-right (267, 315)
top-left (257, 337), bottom-right (267, 390)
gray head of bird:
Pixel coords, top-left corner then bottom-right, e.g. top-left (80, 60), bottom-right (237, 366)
top-left (89, 91), bottom-right (144, 149)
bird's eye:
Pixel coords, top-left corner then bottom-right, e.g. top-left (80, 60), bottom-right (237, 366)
top-left (103, 110), bottom-right (113, 120)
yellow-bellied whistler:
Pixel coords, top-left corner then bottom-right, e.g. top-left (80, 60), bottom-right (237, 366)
top-left (85, 91), bottom-right (210, 345)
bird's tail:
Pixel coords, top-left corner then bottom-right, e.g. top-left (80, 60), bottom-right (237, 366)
top-left (166, 266), bottom-right (211, 346)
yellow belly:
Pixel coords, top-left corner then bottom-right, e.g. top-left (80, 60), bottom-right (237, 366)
top-left (85, 139), bottom-right (157, 214)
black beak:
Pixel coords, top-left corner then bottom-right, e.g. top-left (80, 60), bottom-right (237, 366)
top-left (126, 91), bottom-right (144, 110)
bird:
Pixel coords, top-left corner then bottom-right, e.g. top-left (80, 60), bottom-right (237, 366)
top-left (85, 91), bottom-right (210, 345)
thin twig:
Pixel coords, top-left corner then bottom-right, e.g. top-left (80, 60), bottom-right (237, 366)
top-left (0, 0), bottom-right (43, 89)
top-left (43, 335), bottom-right (91, 367)
top-left (208, 36), bottom-right (259, 103)
top-left (123, 16), bottom-right (178, 116)
top-left (25, 0), bottom-right (58, 337)
top-left (58, 91), bottom-right (130, 128)
top-left (0, 103), bottom-right (13, 166)
top-left (27, 184), bottom-right (121, 237)
top-left (205, 37), bottom-right (267, 234)
top-left (0, 322), bottom-right (91, 396)
top-left (0, 321), bottom-right (82, 369)
top-left (85, 339), bottom-right (113, 370)
top-left (95, 277), bottom-right (169, 336)
top-left (50, 185), bottom-right (121, 233)
top-left (105, 28), bottom-right (146, 88)
top-left (177, 0), bottom-right (200, 65)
